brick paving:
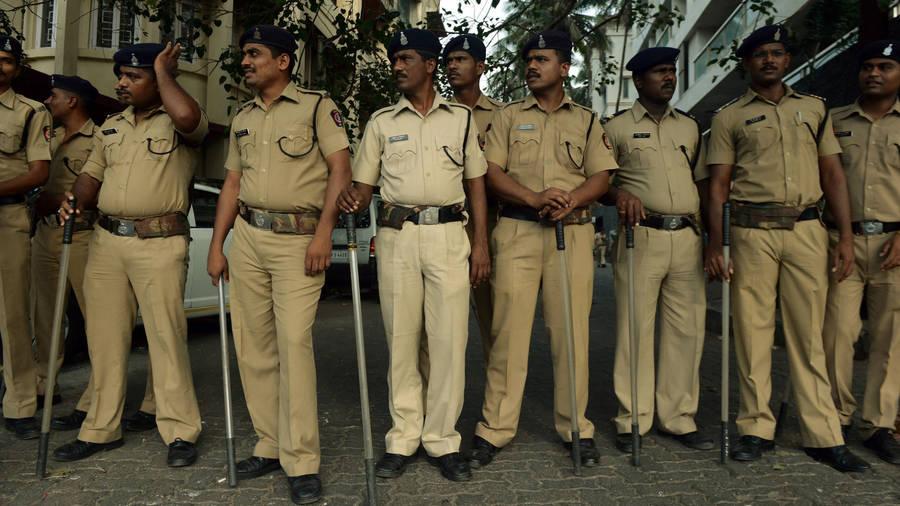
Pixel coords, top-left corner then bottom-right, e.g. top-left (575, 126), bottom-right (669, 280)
top-left (1, 266), bottom-right (898, 505)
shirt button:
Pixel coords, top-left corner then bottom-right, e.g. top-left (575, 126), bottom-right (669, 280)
top-left (787, 177), bottom-right (792, 181)
top-left (424, 146), bottom-right (429, 151)
top-left (119, 184), bottom-right (125, 189)
top-left (263, 141), bottom-right (268, 145)
top-left (261, 169), bottom-right (267, 173)
top-left (265, 115), bottom-right (270, 120)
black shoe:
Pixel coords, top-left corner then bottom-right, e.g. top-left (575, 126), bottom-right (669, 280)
top-left (123, 410), bottom-right (156, 432)
top-left (863, 429), bottom-right (900, 465)
top-left (658, 429), bottom-right (715, 450)
top-left (167, 438), bottom-right (197, 467)
top-left (563, 438), bottom-right (600, 467)
top-left (237, 455), bottom-right (281, 479)
top-left (36, 393), bottom-right (62, 408)
top-left (731, 435), bottom-right (774, 461)
top-left (288, 474), bottom-right (322, 504)
top-left (805, 445), bottom-right (870, 472)
top-left (52, 438), bottom-right (124, 461)
top-left (4, 416), bottom-right (40, 440)
top-left (51, 409), bottom-right (87, 431)
top-left (375, 452), bottom-right (414, 478)
top-left (467, 436), bottom-right (500, 469)
top-left (615, 433), bottom-right (641, 453)
top-left (841, 424), bottom-right (851, 441)
top-left (427, 452), bottom-right (472, 482)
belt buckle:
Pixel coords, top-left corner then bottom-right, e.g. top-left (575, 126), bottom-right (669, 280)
top-left (116, 220), bottom-right (135, 236)
top-left (861, 221), bottom-right (883, 235)
top-left (252, 211), bottom-right (272, 230)
top-left (663, 216), bottom-right (679, 230)
top-left (418, 207), bottom-right (439, 225)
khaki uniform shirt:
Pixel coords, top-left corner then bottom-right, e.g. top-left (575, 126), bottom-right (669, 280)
top-left (46, 119), bottom-right (97, 194)
top-left (450, 93), bottom-right (504, 150)
top-left (0, 87), bottom-right (52, 182)
top-left (353, 92), bottom-right (486, 207)
top-left (604, 101), bottom-right (704, 215)
top-left (224, 82), bottom-right (350, 212)
top-left (484, 93), bottom-right (617, 194)
top-left (83, 105), bottom-right (209, 217)
top-left (829, 98), bottom-right (900, 223)
top-left (707, 84), bottom-right (841, 207)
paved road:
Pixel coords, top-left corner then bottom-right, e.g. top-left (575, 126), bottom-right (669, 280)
top-left (2, 266), bottom-right (898, 505)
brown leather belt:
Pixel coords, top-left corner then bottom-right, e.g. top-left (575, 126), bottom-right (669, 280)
top-left (499, 204), bottom-right (591, 226)
top-left (0, 194), bottom-right (25, 205)
top-left (239, 202), bottom-right (319, 235)
top-left (98, 213), bottom-right (189, 239)
top-left (42, 210), bottom-right (98, 232)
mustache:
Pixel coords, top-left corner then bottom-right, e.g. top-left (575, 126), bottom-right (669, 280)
top-left (526, 71), bottom-right (540, 79)
top-left (242, 66), bottom-right (255, 73)
top-left (661, 82), bottom-right (675, 89)
top-left (394, 71), bottom-right (408, 79)
top-left (761, 65), bottom-right (777, 72)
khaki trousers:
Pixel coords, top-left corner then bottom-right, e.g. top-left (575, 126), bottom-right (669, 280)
top-left (823, 230), bottom-right (900, 436)
top-left (0, 204), bottom-right (36, 418)
top-left (230, 218), bottom-right (324, 476)
top-left (731, 220), bottom-right (843, 447)
top-left (612, 226), bottom-right (706, 435)
top-left (476, 219), bottom-right (595, 447)
top-left (377, 221), bottom-right (470, 457)
top-left (78, 227), bottom-right (200, 445)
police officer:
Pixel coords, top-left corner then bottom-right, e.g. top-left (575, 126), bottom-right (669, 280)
top-left (705, 25), bottom-right (868, 472)
top-left (602, 47), bottom-right (712, 453)
top-left (207, 25), bottom-right (352, 503)
top-left (53, 42), bottom-right (206, 467)
top-left (443, 34), bottom-right (504, 360)
top-left (337, 28), bottom-right (490, 482)
top-left (35, 75), bottom-right (157, 433)
top-left (0, 34), bottom-right (52, 440)
top-left (823, 39), bottom-right (900, 465)
top-left (467, 30), bottom-right (617, 469)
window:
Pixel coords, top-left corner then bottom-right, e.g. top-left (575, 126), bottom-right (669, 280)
top-left (92, 0), bottom-right (140, 49)
top-left (37, 0), bottom-right (57, 48)
top-left (190, 189), bottom-right (218, 228)
top-left (160, 0), bottom-right (202, 62)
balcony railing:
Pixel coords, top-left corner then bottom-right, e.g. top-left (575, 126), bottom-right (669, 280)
top-left (692, 1), bottom-right (762, 81)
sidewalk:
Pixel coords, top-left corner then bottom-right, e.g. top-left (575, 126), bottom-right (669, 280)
top-left (1, 266), bottom-right (898, 504)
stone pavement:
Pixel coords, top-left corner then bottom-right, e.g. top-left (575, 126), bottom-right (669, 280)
top-left (1, 266), bottom-right (898, 505)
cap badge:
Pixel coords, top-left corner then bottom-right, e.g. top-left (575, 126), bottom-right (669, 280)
top-left (400, 32), bottom-right (408, 46)
top-left (463, 38), bottom-right (470, 50)
top-left (2, 39), bottom-right (11, 51)
top-left (884, 44), bottom-right (894, 56)
top-left (130, 53), bottom-right (139, 66)
top-left (773, 29), bottom-right (781, 41)
top-left (538, 35), bottom-right (546, 49)
top-left (253, 27), bottom-right (262, 40)
top-left (50, 76), bottom-right (55, 87)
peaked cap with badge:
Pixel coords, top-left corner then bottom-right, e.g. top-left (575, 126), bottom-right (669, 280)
top-left (113, 42), bottom-right (165, 76)
top-left (625, 46), bottom-right (679, 73)
top-left (239, 24), bottom-right (298, 53)
top-left (857, 39), bottom-right (899, 66)
top-left (0, 34), bottom-right (23, 62)
top-left (442, 34), bottom-right (487, 63)
top-left (521, 29), bottom-right (572, 61)
top-left (735, 25), bottom-right (789, 58)
top-left (386, 28), bottom-right (442, 63)
top-left (50, 74), bottom-right (99, 104)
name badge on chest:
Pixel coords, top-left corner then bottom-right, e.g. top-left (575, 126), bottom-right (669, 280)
top-left (516, 124), bottom-right (536, 131)
top-left (834, 130), bottom-right (852, 138)
top-left (234, 128), bottom-right (250, 138)
top-left (633, 132), bottom-right (651, 138)
top-left (745, 115), bottom-right (766, 125)
top-left (102, 128), bottom-right (118, 136)
top-left (389, 134), bottom-right (408, 143)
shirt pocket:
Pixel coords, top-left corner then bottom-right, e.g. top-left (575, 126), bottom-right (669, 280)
top-left (437, 141), bottom-right (464, 171)
top-left (236, 131), bottom-right (257, 168)
top-left (102, 133), bottom-right (125, 162)
top-left (144, 127), bottom-right (178, 161)
top-left (277, 125), bottom-right (315, 159)
top-left (381, 138), bottom-right (417, 175)
top-left (558, 129), bottom-right (585, 173)
top-left (885, 133), bottom-right (900, 170)
top-left (626, 140), bottom-right (659, 169)
top-left (738, 122), bottom-right (779, 157)
top-left (837, 135), bottom-right (863, 169)
top-left (0, 121), bottom-right (24, 154)
top-left (510, 129), bottom-right (541, 169)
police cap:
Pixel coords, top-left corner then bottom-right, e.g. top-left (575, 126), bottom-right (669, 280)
top-left (857, 40), bottom-right (900, 66)
top-left (0, 35), bottom-right (23, 63)
top-left (387, 29), bottom-right (442, 63)
top-left (50, 74), bottom-right (99, 104)
top-left (239, 25), bottom-right (298, 53)
top-left (442, 34), bottom-right (486, 64)
top-left (626, 46), bottom-right (679, 73)
top-left (736, 25), bottom-right (789, 58)
top-left (521, 30), bottom-right (572, 62)
top-left (113, 43), bottom-right (165, 76)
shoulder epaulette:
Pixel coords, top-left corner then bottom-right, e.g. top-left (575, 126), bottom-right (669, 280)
top-left (485, 96), bottom-right (504, 108)
top-left (505, 98), bottom-right (527, 108)
top-left (602, 109), bottom-right (627, 124)
top-left (570, 102), bottom-right (595, 115)
top-left (795, 90), bottom-right (826, 102)
top-left (17, 95), bottom-right (45, 112)
top-left (713, 97), bottom-right (740, 115)
top-left (105, 111), bottom-right (124, 122)
top-left (298, 87), bottom-right (328, 98)
top-left (369, 105), bottom-right (396, 120)
top-left (675, 108), bottom-right (697, 121)
top-left (829, 103), bottom-right (854, 118)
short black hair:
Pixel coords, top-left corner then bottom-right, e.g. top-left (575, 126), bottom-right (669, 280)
top-left (264, 43), bottom-right (296, 74)
top-left (415, 50), bottom-right (438, 63)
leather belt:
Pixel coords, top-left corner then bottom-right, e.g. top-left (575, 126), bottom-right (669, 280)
top-left (826, 220), bottom-right (900, 236)
top-left (239, 203), bottom-right (319, 234)
top-left (499, 204), bottom-right (592, 226)
top-left (98, 213), bottom-right (189, 239)
top-left (796, 206), bottom-right (820, 222)
top-left (0, 194), bottom-right (26, 205)
top-left (405, 206), bottom-right (464, 225)
top-left (99, 215), bottom-right (137, 237)
top-left (640, 215), bottom-right (692, 231)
